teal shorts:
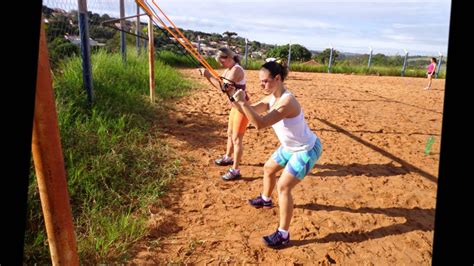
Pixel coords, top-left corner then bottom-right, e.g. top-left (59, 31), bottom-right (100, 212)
top-left (271, 138), bottom-right (323, 180)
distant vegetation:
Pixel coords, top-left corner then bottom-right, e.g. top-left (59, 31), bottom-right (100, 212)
top-left (42, 5), bottom-right (446, 78)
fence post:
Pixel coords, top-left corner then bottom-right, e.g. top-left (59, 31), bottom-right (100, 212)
top-left (120, 0), bottom-right (126, 63)
top-left (136, 3), bottom-right (141, 55)
top-left (77, 0), bottom-right (93, 104)
top-left (288, 42), bottom-right (292, 70)
top-left (436, 52), bottom-right (443, 79)
top-left (368, 46), bottom-right (373, 69)
top-left (328, 45), bottom-right (334, 73)
top-left (401, 49), bottom-right (408, 77)
top-left (148, 16), bottom-right (155, 103)
top-left (197, 35), bottom-right (201, 54)
top-left (244, 38), bottom-right (248, 69)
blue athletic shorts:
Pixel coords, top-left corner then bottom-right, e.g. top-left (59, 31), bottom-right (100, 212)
top-left (271, 138), bottom-right (323, 180)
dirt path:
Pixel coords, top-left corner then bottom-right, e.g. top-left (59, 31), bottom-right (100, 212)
top-left (129, 69), bottom-right (444, 264)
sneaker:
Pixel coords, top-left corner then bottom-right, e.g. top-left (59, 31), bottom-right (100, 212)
top-left (214, 155), bottom-right (234, 166)
top-left (248, 194), bottom-right (273, 209)
top-left (221, 168), bottom-right (241, 181)
top-left (262, 229), bottom-right (290, 248)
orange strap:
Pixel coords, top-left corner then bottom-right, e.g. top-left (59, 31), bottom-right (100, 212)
top-left (136, 0), bottom-right (221, 82)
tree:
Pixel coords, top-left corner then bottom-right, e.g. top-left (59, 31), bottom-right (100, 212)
top-left (314, 48), bottom-right (340, 64)
top-left (88, 12), bottom-right (102, 25)
top-left (209, 33), bottom-right (222, 42)
top-left (266, 44), bottom-right (312, 61)
top-left (369, 53), bottom-right (388, 66)
top-left (346, 54), bottom-right (369, 66)
top-left (89, 26), bottom-right (115, 43)
top-left (101, 14), bottom-right (111, 21)
top-left (250, 40), bottom-right (261, 51)
top-left (48, 37), bottom-right (80, 67)
top-left (42, 6), bottom-right (54, 18)
top-left (223, 31), bottom-right (238, 45)
top-left (387, 55), bottom-right (404, 66)
top-left (45, 14), bottom-right (74, 43)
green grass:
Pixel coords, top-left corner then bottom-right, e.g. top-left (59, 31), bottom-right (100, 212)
top-left (24, 49), bottom-right (195, 264)
top-left (153, 51), bottom-right (447, 78)
top-left (242, 59), bottom-right (446, 78)
top-left (242, 59), bottom-right (264, 70)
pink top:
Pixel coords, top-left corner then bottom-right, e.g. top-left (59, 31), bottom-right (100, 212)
top-left (427, 63), bottom-right (435, 73)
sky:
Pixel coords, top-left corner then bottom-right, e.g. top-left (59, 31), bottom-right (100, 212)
top-left (45, 0), bottom-right (452, 56)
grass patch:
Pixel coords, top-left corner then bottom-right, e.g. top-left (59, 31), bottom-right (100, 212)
top-left (24, 49), bottom-right (195, 264)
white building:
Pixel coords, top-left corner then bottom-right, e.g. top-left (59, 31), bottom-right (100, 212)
top-left (64, 35), bottom-right (105, 46)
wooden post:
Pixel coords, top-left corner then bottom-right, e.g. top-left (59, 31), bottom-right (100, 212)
top-left (32, 20), bottom-right (80, 266)
top-left (148, 16), bottom-right (155, 102)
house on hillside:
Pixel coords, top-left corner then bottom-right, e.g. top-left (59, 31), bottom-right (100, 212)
top-left (64, 35), bottom-right (105, 46)
top-left (251, 51), bottom-right (263, 59)
top-left (201, 46), bottom-right (217, 56)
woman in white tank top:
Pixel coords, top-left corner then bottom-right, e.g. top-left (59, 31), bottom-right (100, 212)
top-left (232, 59), bottom-right (323, 248)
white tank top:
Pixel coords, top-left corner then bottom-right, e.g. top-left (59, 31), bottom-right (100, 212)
top-left (269, 91), bottom-right (317, 152)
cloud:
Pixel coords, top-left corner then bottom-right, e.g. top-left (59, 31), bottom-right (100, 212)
top-left (392, 23), bottom-right (447, 29)
top-left (42, 0), bottom-right (451, 55)
top-left (168, 16), bottom-right (221, 28)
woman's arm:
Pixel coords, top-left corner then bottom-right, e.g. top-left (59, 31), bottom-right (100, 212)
top-left (251, 99), bottom-right (270, 114)
top-left (232, 90), bottom-right (294, 130)
top-left (199, 68), bottom-right (221, 88)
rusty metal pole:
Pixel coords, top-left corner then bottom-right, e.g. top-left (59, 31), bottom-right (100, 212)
top-left (31, 20), bottom-right (80, 266)
top-left (148, 16), bottom-right (155, 102)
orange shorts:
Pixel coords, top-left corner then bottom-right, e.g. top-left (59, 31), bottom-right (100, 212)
top-left (228, 107), bottom-right (249, 135)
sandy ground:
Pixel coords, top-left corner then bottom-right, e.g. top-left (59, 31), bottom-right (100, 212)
top-left (129, 69), bottom-right (444, 264)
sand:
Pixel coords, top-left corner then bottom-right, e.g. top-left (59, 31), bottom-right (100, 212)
top-left (129, 69), bottom-right (444, 264)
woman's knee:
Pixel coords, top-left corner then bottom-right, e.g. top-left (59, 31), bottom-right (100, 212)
top-left (232, 134), bottom-right (244, 145)
top-left (277, 182), bottom-right (292, 195)
top-left (263, 160), bottom-right (279, 176)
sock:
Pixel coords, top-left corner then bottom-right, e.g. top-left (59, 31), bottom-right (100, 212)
top-left (278, 228), bottom-right (289, 239)
top-left (261, 194), bottom-right (271, 202)
top-left (230, 168), bottom-right (240, 174)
